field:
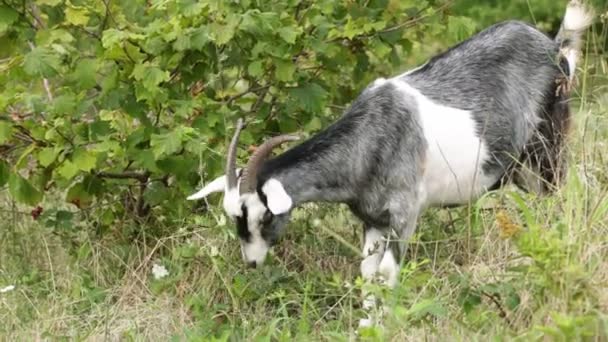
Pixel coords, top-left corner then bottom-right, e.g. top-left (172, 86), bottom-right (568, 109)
top-left (1, 2), bottom-right (608, 341)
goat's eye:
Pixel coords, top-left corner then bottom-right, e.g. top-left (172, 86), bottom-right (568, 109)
top-left (262, 211), bottom-right (273, 224)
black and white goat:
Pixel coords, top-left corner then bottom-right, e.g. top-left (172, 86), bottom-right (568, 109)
top-left (188, 2), bottom-right (593, 327)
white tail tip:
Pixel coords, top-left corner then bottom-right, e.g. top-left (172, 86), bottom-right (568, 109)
top-left (563, 1), bottom-right (594, 32)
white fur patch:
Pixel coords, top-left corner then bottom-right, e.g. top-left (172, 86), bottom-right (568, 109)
top-left (239, 193), bottom-right (270, 264)
top-left (563, 2), bottom-right (594, 32)
top-left (222, 187), bottom-right (242, 217)
top-left (187, 175), bottom-right (227, 200)
top-left (241, 233), bottom-right (269, 265)
top-left (378, 250), bottom-right (399, 288)
top-left (261, 178), bottom-right (293, 215)
top-left (391, 80), bottom-right (498, 207)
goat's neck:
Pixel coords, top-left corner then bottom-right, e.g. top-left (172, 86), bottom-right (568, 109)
top-left (258, 140), bottom-right (355, 206)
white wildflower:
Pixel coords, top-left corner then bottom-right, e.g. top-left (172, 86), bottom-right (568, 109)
top-left (312, 218), bottom-right (322, 227)
top-left (152, 263), bottom-right (169, 280)
top-left (0, 285), bottom-right (15, 293)
top-left (209, 245), bottom-right (219, 257)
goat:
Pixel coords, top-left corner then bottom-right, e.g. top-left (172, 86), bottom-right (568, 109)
top-left (188, 1), bottom-right (593, 327)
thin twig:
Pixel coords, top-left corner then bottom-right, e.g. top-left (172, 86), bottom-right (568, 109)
top-left (96, 171), bottom-right (150, 182)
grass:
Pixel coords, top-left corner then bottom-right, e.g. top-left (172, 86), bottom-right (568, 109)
top-left (2, 28), bottom-right (608, 342)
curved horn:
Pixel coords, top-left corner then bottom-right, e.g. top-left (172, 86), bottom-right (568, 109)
top-left (225, 118), bottom-right (244, 190)
top-left (240, 134), bottom-right (300, 194)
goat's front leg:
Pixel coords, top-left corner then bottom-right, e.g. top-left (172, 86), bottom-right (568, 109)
top-left (359, 226), bottom-right (401, 328)
top-left (359, 205), bottom-right (420, 328)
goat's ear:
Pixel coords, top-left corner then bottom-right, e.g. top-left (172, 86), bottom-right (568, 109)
top-left (187, 169), bottom-right (242, 200)
top-left (261, 179), bottom-right (293, 215)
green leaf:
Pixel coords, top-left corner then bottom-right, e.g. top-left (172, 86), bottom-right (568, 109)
top-left (9, 173), bottom-right (43, 206)
top-left (248, 60), bottom-right (264, 77)
top-left (209, 14), bottom-right (239, 45)
top-left (150, 131), bottom-right (182, 158)
top-left (36, 0), bottom-right (63, 6)
top-left (72, 149), bottom-right (97, 172)
top-left (275, 60), bottom-right (295, 82)
top-left (289, 83), bottom-right (328, 113)
top-left (0, 121), bottom-right (13, 143)
top-left (277, 26), bottom-right (300, 44)
top-left (0, 160), bottom-right (9, 187)
top-left (66, 175), bottom-right (102, 207)
top-left (131, 62), bottom-right (170, 91)
top-left (23, 47), bottom-right (61, 77)
top-left (37, 147), bottom-right (61, 167)
top-left (72, 58), bottom-right (98, 89)
top-left (190, 26), bottom-right (210, 50)
top-left (57, 160), bottom-right (79, 180)
top-left (173, 34), bottom-right (191, 51)
top-left (65, 6), bottom-right (89, 26)
top-left (407, 299), bottom-right (447, 319)
top-left (101, 29), bottom-right (128, 48)
top-left (0, 5), bottom-right (19, 33)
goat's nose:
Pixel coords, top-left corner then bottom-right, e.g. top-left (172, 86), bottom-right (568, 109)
top-left (247, 261), bottom-right (257, 269)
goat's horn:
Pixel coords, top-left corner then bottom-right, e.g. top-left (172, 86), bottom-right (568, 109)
top-left (240, 134), bottom-right (300, 194)
top-left (225, 118), bottom-right (244, 190)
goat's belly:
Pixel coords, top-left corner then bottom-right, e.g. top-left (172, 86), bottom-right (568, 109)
top-left (421, 153), bottom-right (498, 207)
top-left (414, 93), bottom-right (498, 206)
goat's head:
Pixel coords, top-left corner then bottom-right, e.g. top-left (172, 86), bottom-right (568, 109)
top-left (187, 119), bottom-right (299, 267)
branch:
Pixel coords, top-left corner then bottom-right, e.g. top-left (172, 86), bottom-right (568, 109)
top-left (26, 3), bottom-right (54, 103)
top-left (96, 171), bottom-right (150, 182)
top-left (481, 291), bottom-right (513, 327)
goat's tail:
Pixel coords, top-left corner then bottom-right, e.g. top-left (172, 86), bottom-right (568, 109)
top-left (555, 1), bottom-right (594, 79)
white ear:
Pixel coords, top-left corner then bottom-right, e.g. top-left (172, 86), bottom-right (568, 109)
top-left (187, 169), bottom-right (242, 200)
top-left (261, 178), bottom-right (293, 215)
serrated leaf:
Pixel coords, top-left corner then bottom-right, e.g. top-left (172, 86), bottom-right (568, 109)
top-left (277, 26), bottom-right (300, 44)
top-left (209, 15), bottom-right (239, 45)
top-left (190, 26), bottom-right (210, 50)
top-left (9, 173), bottom-right (43, 206)
top-left (289, 83), bottom-right (328, 113)
top-left (0, 5), bottom-right (19, 33)
top-left (0, 121), bottom-right (13, 143)
top-left (173, 34), bottom-right (191, 51)
top-left (179, 0), bottom-right (205, 17)
top-left (407, 299), bottom-right (447, 319)
top-left (247, 60), bottom-right (264, 77)
top-left (101, 29), bottom-right (128, 48)
top-left (23, 47), bottom-right (61, 77)
top-left (37, 147), bottom-right (61, 167)
top-left (0, 160), bottom-right (9, 187)
top-left (305, 116), bottom-right (323, 131)
top-left (51, 92), bottom-right (77, 115)
top-left (57, 160), bottom-right (79, 180)
top-left (150, 131), bottom-right (183, 158)
top-left (72, 58), bottom-right (98, 89)
top-left (65, 6), bottom-right (89, 26)
top-left (131, 62), bottom-right (170, 91)
top-left (72, 149), bottom-right (97, 171)
top-left (275, 60), bottom-right (295, 82)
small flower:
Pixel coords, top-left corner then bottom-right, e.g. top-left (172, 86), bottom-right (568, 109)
top-left (209, 245), bottom-right (219, 257)
top-left (152, 263), bottom-right (169, 280)
top-left (0, 285), bottom-right (15, 293)
top-left (496, 210), bottom-right (521, 239)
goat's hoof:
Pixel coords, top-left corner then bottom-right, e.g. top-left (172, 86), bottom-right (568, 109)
top-left (358, 318), bottom-right (373, 328)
